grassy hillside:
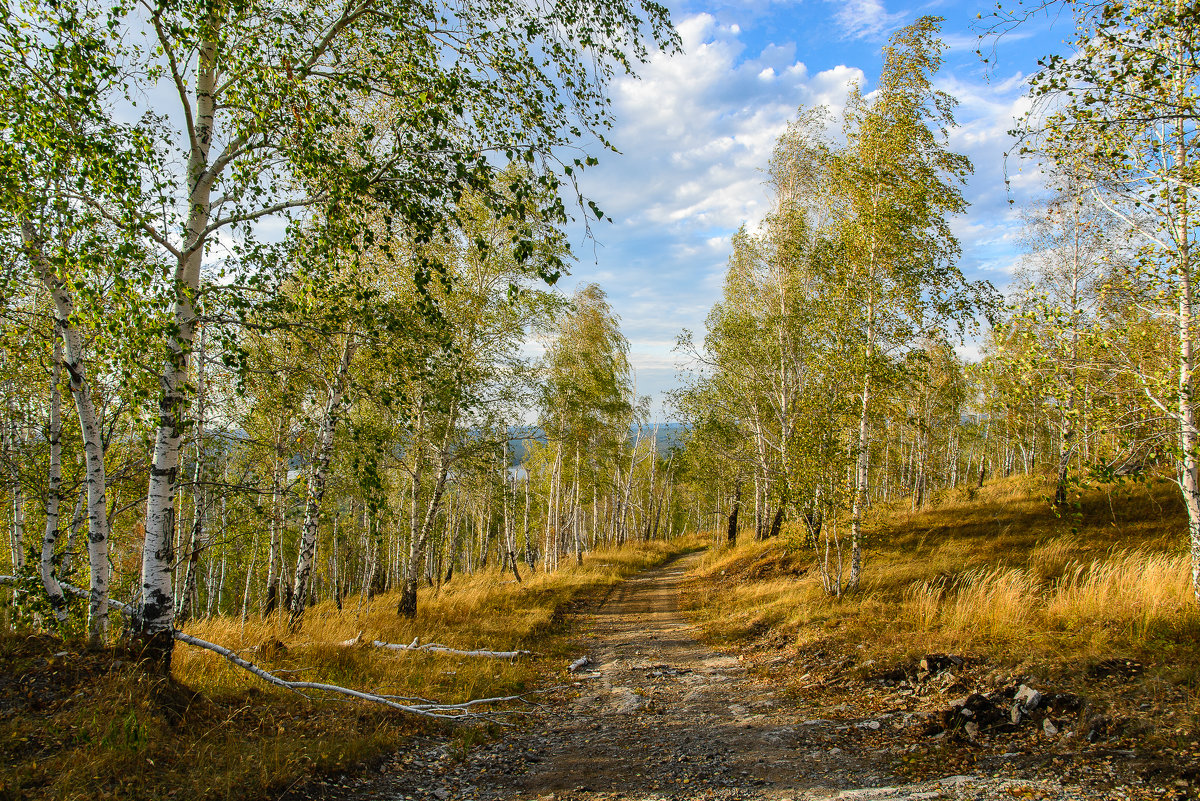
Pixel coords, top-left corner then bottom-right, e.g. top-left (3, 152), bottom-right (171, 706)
top-left (0, 536), bottom-right (701, 801)
top-left (683, 475), bottom-right (1199, 782)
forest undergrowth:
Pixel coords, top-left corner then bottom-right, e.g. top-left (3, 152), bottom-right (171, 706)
top-left (0, 537), bottom-right (700, 801)
top-left (683, 475), bottom-right (1200, 779)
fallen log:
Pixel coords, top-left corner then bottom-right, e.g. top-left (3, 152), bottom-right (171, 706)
top-left (359, 634), bottom-right (533, 660)
top-left (174, 631), bottom-right (528, 719)
top-left (0, 577), bottom-right (530, 719)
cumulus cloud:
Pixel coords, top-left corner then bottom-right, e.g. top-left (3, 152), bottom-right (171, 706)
top-left (590, 13), bottom-right (862, 233)
top-left (935, 71), bottom-right (1048, 292)
top-left (561, 12), bottom-right (866, 411)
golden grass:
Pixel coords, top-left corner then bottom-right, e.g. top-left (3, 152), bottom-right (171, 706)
top-left (176, 537), bottom-right (700, 698)
top-left (1, 535), bottom-right (702, 801)
top-left (684, 476), bottom-right (1200, 677)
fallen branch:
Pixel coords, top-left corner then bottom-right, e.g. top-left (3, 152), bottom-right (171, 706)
top-left (0, 578), bottom-right (530, 720)
top-left (0, 576), bottom-right (132, 614)
top-left (60, 582), bottom-right (132, 614)
top-left (360, 635), bottom-right (534, 660)
top-left (173, 631), bottom-right (528, 719)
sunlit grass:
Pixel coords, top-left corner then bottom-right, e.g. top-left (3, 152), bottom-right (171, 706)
top-left (684, 475), bottom-right (1200, 677)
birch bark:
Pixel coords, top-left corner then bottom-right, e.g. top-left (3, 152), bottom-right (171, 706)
top-left (40, 343), bottom-right (67, 622)
top-left (20, 221), bottom-right (110, 644)
top-left (289, 335), bottom-right (356, 629)
top-left (136, 21), bottom-right (220, 666)
top-left (176, 324), bottom-right (208, 627)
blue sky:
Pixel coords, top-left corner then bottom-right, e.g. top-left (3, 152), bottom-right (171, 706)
top-left (553, 0), bottom-right (1076, 416)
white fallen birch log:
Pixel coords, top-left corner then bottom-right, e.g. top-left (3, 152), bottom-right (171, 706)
top-left (0, 578), bottom-right (531, 720)
top-left (356, 634), bottom-right (533, 660)
top-left (59, 580), bottom-right (132, 614)
top-left (172, 631), bottom-right (529, 719)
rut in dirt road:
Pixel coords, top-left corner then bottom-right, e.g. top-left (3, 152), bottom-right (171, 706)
top-left (314, 552), bottom-right (1115, 801)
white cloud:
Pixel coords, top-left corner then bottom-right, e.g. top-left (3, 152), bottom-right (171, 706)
top-left (955, 343), bottom-right (982, 364)
top-left (592, 13), bottom-right (861, 234)
top-left (831, 0), bottom-right (906, 41)
top-left (930, 71), bottom-right (1052, 295)
top-left (565, 11), bottom-right (866, 411)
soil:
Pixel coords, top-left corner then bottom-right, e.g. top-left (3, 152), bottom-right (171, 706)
top-left (295, 553), bottom-right (1196, 801)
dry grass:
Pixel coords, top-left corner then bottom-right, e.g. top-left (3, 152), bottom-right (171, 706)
top-left (1, 535), bottom-right (701, 801)
top-left (684, 476), bottom-right (1200, 679)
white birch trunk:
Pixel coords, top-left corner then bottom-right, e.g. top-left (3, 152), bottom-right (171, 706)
top-left (523, 472), bottom-right (531, 569)
top-left (7, 396), bottom-right (24, 579)
top-left (1171, 103), bottom-right (1200, 603)
top-left (21, 220), bottom-right (110, 644)
top-left (264, 401), bottom-right (287, 615)
top-left (137, 27), bottom-right (219, 665)
top-left (289, 335), bottom-right (356, 629)
top-left (848, 302), bottom-right (874, 593)
top-left (176, 325), bottom-right (208, 627)
top-left (572, 446), bottom-right (582, 565)
top-left (40, 344), bottom-right (68, 622)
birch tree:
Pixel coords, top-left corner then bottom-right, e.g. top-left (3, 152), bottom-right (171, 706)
top-left (828, 16), bottom-right (981, 591)
top-left (0, 1), bottom-right (148, 643)
top-left (1021, 0), bottom-right (1200, 598)
top-left (539, 284), bottom-right (632, 561)
top-left (392, 244), bottom-right (552, 616)
top-left (1006, 180), bottom-right (1121, 504)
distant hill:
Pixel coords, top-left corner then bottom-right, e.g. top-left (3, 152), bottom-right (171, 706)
top-left (507, 422), bottom-right (687, 465)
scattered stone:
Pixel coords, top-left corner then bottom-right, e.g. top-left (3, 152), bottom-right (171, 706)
top-left (929, 691), bottom-right (1008, 735)
top-left (1043, 718), bottom-right (1059, 737)
top-left (646, 664), bottom-right (691, 678)
top-left (609, 687), bottom-right (643, 714)
top-left (918, 653), bottom-right (964, 679)
top-left (1011, 684), bottom-right (1043, 725)
top-left (1014, 684), bottom-right (1043, 711)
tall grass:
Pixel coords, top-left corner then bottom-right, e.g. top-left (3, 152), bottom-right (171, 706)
top-left (892, 551), bottom-right (1194, 650)
top-left (684, 476), bottom-right (1200, 674)
top-left (1047, 550), bottom-right (1193, 636)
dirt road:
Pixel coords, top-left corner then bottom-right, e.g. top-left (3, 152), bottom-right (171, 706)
top-left (314, 553), bottom-right (1117, 801)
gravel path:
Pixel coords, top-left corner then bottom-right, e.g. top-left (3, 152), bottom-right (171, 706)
top-left (307, 554), bottom-right (1146, 801)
